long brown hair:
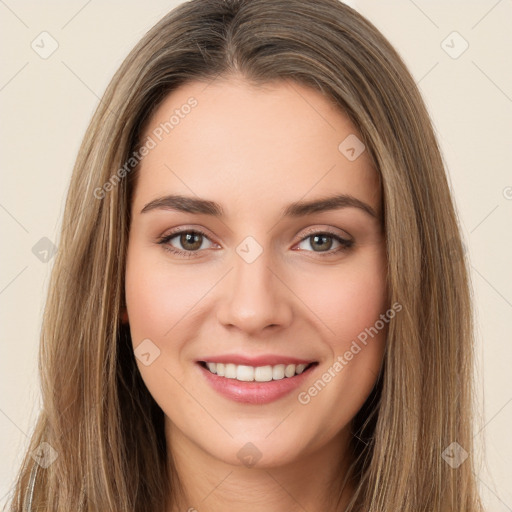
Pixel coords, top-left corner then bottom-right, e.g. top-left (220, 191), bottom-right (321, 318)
top-left (6, 0), bottom-right (484, 510)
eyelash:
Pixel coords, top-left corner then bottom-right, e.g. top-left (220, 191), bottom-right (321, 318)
top-left (157, 227), bottom-right (354, 259)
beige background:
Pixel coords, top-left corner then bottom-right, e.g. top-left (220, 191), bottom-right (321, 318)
top-left (1, 0), bottom-right (510, 509)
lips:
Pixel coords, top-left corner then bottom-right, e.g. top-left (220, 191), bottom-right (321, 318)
top-left (196, 354), bottom-right (319, 404)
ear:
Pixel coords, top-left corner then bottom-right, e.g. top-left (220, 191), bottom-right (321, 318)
top-left (120, 307), bottom-right (129, 324)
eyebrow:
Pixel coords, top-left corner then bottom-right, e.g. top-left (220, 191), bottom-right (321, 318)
top-left (140, 193), bottom-right (378, 219)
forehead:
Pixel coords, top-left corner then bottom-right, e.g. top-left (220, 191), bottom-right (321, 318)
top-left (134, 78), bottom-right (380, 218)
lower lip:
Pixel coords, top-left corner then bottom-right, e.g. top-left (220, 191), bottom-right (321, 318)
top-left (197, 362), bottom-right (317, 405)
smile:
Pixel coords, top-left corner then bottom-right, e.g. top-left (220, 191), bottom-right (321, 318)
top-left (196, 359), bottom-right (319, 404)
top-left (199, 361), bottom-right (315, 382)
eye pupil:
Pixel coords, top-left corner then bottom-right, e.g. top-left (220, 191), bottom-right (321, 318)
top-left (181, 232), bottom-right (202, 250)
top-left (311, 234), bottom-right (332, 251)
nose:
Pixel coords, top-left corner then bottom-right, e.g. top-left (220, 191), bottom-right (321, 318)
top-left (216, 247), bottom-right (293, 336)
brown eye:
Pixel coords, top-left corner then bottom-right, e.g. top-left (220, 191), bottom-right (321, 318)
top-left (157, 229), bottom-right (215, 257)
top-left (178, 232), bottom-right (203, 251)
top-left (296, 230), bottom-right (353, 256)
top-left (309, 234), bottom-right (335, 251)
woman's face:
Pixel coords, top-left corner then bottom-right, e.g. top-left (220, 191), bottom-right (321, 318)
top-left (125, 77), bottom-right (388, 469)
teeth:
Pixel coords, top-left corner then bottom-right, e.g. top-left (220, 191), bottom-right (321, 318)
top-left (254, 365), bottom-right (273, 382)
top-left (202, 362), bottom-right (312, 382)
top-left (284, 364), bottom-right (295, 378)
top-left (295, 363), bottom-right (307, 374)
top-left (272, 364), bottom-right (285, 380)
top-left (237, 365), bottom-right (254, 382)
top-left (225, 363), bottom-right (237, 379)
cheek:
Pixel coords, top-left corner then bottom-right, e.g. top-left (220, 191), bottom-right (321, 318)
top-left (125, 245), bottom-right (203, 344)
top-left (292, 248), bottom-right (387, 429)
top-left (296, 249), bottom-right (388, 349)
top-left (124, 244), bottom-right (199, 409)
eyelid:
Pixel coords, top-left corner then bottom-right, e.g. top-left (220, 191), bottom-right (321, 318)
top-left (297, 225), bottom-right (353, 243)
top-left (293, 227), bottom-right (354, 256)
top-left (157, 225), bottom-right (353, 257)
top-left (159, 224), bottom-right (352, 244)
top-left (157, 226), bottom-right (217, 253)
top-left (158, 225), bottom-right (216, 241)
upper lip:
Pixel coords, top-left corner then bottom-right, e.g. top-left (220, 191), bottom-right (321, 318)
top-left (198, 354), bottom-right (317, 366)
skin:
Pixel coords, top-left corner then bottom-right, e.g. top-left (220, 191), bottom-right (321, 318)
top-left (124, 76), bottom-right (388, 512)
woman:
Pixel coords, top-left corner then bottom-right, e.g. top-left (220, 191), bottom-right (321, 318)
top-left (7, 0), bottom-right (484, 510)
